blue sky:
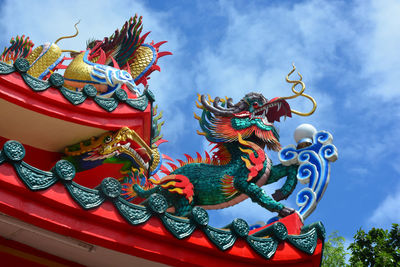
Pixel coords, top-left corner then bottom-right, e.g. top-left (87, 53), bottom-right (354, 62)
top-left (0, 0), bottom-right (399, 244)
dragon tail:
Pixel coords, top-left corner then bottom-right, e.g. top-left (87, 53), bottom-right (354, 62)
top-left (121, 168), bottom-right (156, 202)
top-left (132, 183), bottom-right (160, 199)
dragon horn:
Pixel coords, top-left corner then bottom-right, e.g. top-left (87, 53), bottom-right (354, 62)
top-left (213, 96), bottom-right (236, 111)
top-left (200, 95), bottom-right (238, 116)
top-left (226, 97), bottom-right (234, 108)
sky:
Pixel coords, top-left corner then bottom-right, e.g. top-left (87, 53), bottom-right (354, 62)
top-left (0, 0), bottom-right (399, 245)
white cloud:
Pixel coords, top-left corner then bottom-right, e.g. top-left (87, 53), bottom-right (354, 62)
top-left (368, 185), bottom-right (400, 228)
top-left (357, 0), bottom-right (400, 99)
top-left (193, 0), bottom-right (360, 136)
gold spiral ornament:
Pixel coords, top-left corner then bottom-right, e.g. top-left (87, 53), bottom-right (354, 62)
top-left (281, 63), bottom-right (317, 116)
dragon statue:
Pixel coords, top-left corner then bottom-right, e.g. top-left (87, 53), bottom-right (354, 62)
top-left (1, 14), bottom-right (172, 200)
top-left (4, 14), bottom-right (331, 219)
top-left (133, 65), bottom-right (318, 217)
top-left (64, 106), bottom-right (165, 200)
top-left (1, 14), bottom-right (171, 97)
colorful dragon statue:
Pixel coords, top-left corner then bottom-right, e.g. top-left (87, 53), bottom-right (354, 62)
top-left (1, 14), bottom-right (171, 97)
top-left (133, 65), bottom-right (318, 217)
top-left (7, 14), bottom-right (323, 218)
top-left (64, 106), bottom-right (165, 197)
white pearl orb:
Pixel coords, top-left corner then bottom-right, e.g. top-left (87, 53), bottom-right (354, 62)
top-left (294, 124), bottom-right (317, 143)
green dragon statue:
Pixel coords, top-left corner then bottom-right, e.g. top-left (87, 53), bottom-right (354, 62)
top-left (133, 65), bottom-right (317, 217)
top-left (63, 65), bottom-right (316, 217)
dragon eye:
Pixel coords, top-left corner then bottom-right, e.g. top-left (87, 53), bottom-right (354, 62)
top-left (252, 102), bottom-right (259, 108)
top-left (104, 136), bottom-right (112, 143)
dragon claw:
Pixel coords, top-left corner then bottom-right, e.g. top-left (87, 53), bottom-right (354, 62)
top-left (278, 207), bottom-right (295, 218)
top-left (272, 189), bottom-right (286, 201)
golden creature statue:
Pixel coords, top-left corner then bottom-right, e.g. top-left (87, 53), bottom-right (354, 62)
top-left (1, 15), bottom-right (171, 98)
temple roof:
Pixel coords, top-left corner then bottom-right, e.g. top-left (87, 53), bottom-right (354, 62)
top-left (0, 139), bottom-right (324, 266)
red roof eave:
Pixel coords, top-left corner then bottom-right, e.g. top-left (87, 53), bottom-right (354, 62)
top-left (0, 73), bottom-right (151, 144)
top-left (0, 162), bottom-right (323, 267)
top-left (0, 70), bottom-right (323, 266)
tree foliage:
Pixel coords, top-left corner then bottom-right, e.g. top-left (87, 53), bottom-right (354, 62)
top-left (322, 231), bottom-right (348, 266)
top-left (348, 223), bottom-right (400, 266)
top-left (322, 224), bottom-right (400, 267)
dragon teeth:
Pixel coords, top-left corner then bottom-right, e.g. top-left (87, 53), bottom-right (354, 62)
top-left (236, 113), bottom-right (248, 117)
top-left (113, 141), bottom-right (149, 170)
top-left (124, 145), bottom-right (148, 170)
top-left (277, 102), bottom-right (281, 111)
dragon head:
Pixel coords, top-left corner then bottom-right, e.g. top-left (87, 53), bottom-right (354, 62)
top-left (197, 93), bottom-right (291, 151)
top-left (64, 127), bottom-right (153, 172)
top-left (196, 64), bottom-right (316, 152)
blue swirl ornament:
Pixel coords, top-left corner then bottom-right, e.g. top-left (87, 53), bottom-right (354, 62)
top-left (279, 130), bottom-right (338, 220)
top-left (278, 144), bottom-right (298, 165)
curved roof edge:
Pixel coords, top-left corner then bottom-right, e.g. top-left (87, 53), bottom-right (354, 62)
top-left (0, 140), bottom-right (324, 266)
top-left (0, 62), bottom-right (152, 144)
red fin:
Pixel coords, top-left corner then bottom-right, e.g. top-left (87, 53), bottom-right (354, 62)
top-left (196, 152), bottom-right (202, 161)
top-left (177, 159), bottom-right (185, 167)
top-left (205, 152), bottom-right (211, 164)
top-left (184, 154), bottom-right (194, 163)
top-left (138, 32), bottom-right (151, 44)
top-left (110, 56), bottom-right (120, 69)
top-left (151, 64), bottom-right (161, 72)
top-left (158, 51), bottom-right (173, 57)
top-left (153, 41), bottom-right (167, 49)
top-left (210, 143), bottom-right (219, 151)
top-left (97, 49), bottom-right (107, 65)
top-left (167, 162), bottom-right (178, 171)
top-left (159, 165), bottom-right (170, 173)
top-left (162, 154), bottom-right (174, 162)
